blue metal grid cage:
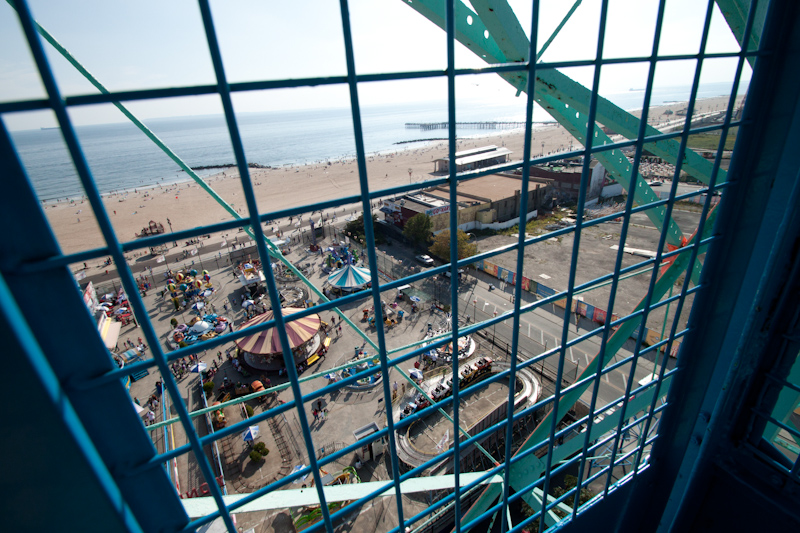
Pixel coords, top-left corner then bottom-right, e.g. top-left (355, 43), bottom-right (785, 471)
top-left (4, 1), bottom-right (798, 532)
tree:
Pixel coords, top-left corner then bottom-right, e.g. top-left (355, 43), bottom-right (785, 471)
top-left (429, 229), bottom-right (477, 260)
top-left (403, 213), bottom-right (432, 248)
top-left (344, 213), bottom-right (379, 243)
top-left (249, 450), bottom-right (264, 462)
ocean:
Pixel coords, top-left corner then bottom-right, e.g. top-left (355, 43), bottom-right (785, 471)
top-left (9, 82), bottom-right (743, 202)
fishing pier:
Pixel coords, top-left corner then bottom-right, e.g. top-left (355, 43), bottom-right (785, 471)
top-left (405, 121), bottom-right (529, 131)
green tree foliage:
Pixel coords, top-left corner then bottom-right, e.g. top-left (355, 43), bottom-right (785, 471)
top-left (344, 213), bottom-right (380, 243)
top-left (429, 229), bottom-right (477, 260)
top-left (403, 213), bottom-right (432, 247)
top-left (249, 450), bottom-right (263, 462)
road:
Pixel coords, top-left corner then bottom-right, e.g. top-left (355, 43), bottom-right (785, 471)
top-left (461, 269), bottom-right (668, 411)
top-left (372, 239), bottom-right (673, 413)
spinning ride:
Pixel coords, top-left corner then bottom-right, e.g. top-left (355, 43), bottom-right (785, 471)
top-left (236, 308), bottom-right (322, 370)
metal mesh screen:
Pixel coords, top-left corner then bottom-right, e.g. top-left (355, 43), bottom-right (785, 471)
top-left (0, 1), bottom-right (766, 532)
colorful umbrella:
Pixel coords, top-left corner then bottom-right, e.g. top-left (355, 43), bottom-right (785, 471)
top-left (242, 425), bottom-right (259, 442)
top-left (235, 308), bottom-right (321, 355)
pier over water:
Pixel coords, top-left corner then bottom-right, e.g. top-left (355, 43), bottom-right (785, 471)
top-left (405, 121), bottom-right (528, 131)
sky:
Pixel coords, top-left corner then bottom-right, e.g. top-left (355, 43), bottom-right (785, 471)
top-left (0, 0), bottom-right (750, 131)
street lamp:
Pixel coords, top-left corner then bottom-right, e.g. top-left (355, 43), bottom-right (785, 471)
top-left (473, 299), bottom-right (477, 322)
top-left (541, 141), bottom-right (545, 157)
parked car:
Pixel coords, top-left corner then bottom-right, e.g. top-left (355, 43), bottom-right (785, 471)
top-left (415, 254), bottom-right (434, 266)
top-left (444, 268), bottom-right (465, 278)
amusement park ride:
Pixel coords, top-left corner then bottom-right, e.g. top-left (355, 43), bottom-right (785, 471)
top-left (5, 1), bottom-right (800, 532)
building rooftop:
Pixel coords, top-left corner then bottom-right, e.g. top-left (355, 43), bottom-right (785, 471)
top-left (404, 193), bottom-right (449, 209)
top-left (433, 146), bottom-right (513, 167)
top-left (436, 173), bottom-right (546, 203)
top-left (424, 189), bottom-right (485, 205)
top-left (454, 145), bottom-right (499, 157)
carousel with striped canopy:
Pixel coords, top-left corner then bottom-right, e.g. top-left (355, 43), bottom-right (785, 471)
top-left (325, 264), bottom-right (371, 292)
top-left (236, 307), bottom-right (322, 371)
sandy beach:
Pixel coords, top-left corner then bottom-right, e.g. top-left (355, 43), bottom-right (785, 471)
top-left (43, 97), bottom-right (732, 259)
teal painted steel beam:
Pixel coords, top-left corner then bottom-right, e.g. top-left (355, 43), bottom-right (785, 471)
top-left (467, 1), bottom-right (719, 254)
top-left (183, 472), bottom-right (505, 516)
top-left (534, 90), bottom-right (687, 248)
top-left (459, 204), bottom-right (717, 527)
top-left (534, 67), bottom-right (728, 188)
top-left (400, 1), bottom-right (722, 527)
top-left (403, 0), bottom-right (725, 282)
top-left (715, 0), bottom-right (766, 65)
top-left (470, 0), bottom-right (530, 63)
top-left (524, 486), bottom-right (571, 528)
top-left (537, 0), bottom-right (583, 61)
top-left (403, 0), bottom-right (692, 250)
top-left (400, 0), bottom-right (507, 64)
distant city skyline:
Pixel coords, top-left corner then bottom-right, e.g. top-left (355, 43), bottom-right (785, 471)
top-left (1, 0), bottom-right (750, 131)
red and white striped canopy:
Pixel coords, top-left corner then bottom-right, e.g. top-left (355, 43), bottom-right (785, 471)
top-left (235, 308), bottom-right (320, 355)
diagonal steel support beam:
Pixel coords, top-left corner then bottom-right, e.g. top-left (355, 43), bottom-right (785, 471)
top-left (537, 0), bottom-right (583, 61)
top-left (403, 0), bottom-right (723, 254)
top-left (715, 0), bottom-right (766, 66)
top-left (459, 204), bottom-right (717, 527)
top-left (534, 67), bottom-right (728, 187)
top-left (468, 0), bottom-right (728, 189)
